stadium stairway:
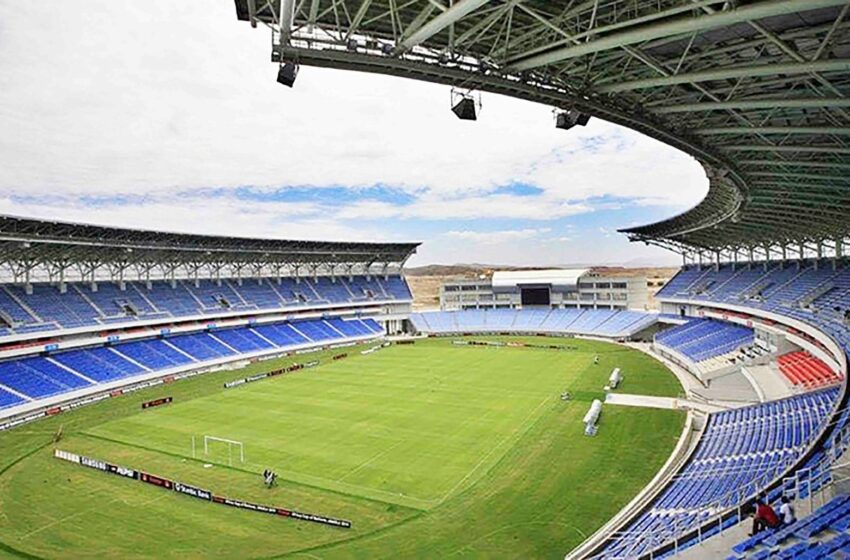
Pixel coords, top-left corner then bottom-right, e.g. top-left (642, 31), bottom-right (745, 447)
top-left (675, 487), bottom-right (850, 559)
top-left (591, 389), bottom-right (839, 559)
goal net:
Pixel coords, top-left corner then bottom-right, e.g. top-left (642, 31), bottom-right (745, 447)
top-left (193, 435), bottom-right (245, 466)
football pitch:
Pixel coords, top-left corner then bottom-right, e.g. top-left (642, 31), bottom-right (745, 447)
top-left (0, 337), bottom-right (684, 559)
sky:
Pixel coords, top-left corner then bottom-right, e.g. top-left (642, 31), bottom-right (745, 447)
top-left (0, 1), bottom-right (708, 267)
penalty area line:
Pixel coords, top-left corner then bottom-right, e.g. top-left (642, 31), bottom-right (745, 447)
top-left (438, 395), bottom-right (550, 505)
top-left (336, 440), bottom-right (406, 483)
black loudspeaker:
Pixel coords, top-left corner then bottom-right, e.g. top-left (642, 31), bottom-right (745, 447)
top-left (556, 110), bottom-right (591, 130)
top-left (555, 112), bottom-right (575, 130)
top-left (277, 63), bottom-right (299, 87)
top-left (452, 98), bottom-right (477, 121)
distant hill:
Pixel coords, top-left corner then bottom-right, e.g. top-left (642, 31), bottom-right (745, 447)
top-left (405, 264), bottom-right (678, 278)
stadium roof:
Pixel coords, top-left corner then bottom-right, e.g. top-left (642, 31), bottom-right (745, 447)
top-left (235, 0), bottom-right (850, 257)
top-left (0, 214), bottom-right (420, 269)
top-left (492, 268), bottom-right (588, 290)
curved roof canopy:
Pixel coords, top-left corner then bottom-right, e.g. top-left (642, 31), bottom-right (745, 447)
top-left (492, 268), bottom-right (588, 290)
top-left (0, 214), bottom-right (419, 267)
top-left (235, 0), bottom-right (850, 256)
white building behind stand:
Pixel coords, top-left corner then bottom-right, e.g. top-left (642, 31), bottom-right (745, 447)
top-left (440, 269), bottom-right (649, 311)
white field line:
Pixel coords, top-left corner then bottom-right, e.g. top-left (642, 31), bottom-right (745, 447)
top-left (438, 395), bottom-right (550, 504)
top-left (19, 497), bottom-right (121, 541)
top-left (20, 484), bottom-right (174, 541)
top-left (336, 439), bottom-right (406, 483)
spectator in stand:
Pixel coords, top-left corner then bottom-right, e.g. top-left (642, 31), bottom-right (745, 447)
top-left (749, 498), bottom-right (781, 535)
top-left (778, 496), bottom-right (796, 526)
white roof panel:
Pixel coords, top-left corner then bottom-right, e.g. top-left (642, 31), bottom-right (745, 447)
top-left (491, 269), bottom-right (589, 290)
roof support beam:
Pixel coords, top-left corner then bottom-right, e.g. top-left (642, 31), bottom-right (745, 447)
top-left (719, 145), bottom-right (850, 155)
top-left (596, 59), bottom-right (850, 94)
top-left (741, 160), bottom-right (850, 171)
top-left (652, 98), bottom-right (850, 114)
top-left (696, 126), bottom-right (850, 136)
top-left (397, 0), bottom-right (494, 51)
top-left (750, 189), bottom-right (850, 202)
top-left (751, 181), bottom-right (850, 191)
top-left (749, 171), bottom-right (850, 183)
top-left (506, 0), bottom-right (849, 71)
top-left (279, 0), bottom-right (297, 44)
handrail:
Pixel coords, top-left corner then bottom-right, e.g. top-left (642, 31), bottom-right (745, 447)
top-left (584, 395), bottom-right (850, 560)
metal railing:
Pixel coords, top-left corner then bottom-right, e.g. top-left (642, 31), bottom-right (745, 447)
top-left (584, 398), bottom-right (850, 560)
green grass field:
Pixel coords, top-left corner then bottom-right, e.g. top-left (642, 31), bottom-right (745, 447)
top-left (0, 336), bottom-right (684, 559)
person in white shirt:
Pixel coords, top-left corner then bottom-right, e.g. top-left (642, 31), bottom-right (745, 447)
top-left (779, 496), bottom-right (796, 526)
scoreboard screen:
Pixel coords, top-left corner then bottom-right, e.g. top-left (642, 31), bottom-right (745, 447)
top-left (520, 287), bottom-right (550, 306)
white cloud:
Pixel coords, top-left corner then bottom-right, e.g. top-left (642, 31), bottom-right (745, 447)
top-left (0, 195), bottom-right (380, 242)
top-left (0, 0), bottom-right (707, 266)
top-left (337, 194), bottom-right (590, 221)
top-left (445, 228), bottom-right (551, 244)
top-left (0, 2), bottom-right (706, 202)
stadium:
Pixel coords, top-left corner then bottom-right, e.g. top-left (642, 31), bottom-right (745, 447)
top-left (1, 1), bottom-right (850, 559)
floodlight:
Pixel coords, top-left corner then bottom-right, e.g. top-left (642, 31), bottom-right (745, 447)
top-left (277, 62), bottom-right (299, 87)
top-left (555, 109), bottom-right (591, 130)
top-left (452, 97), bottom-right (477, 121)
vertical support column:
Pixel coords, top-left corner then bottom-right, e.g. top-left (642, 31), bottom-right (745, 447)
top-left (58, 265), bottom-right (67, 293)
top-left (25, 263), bottom-right (33, 295)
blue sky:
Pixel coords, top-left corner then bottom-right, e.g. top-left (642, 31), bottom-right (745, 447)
top-left (0, 1), bottom-right (708, 267)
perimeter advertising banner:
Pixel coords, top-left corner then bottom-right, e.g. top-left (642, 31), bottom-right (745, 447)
top-left (54, 450), bottom-right (352, 529)
top-left (141, 396), bottom-right (173, 409)
top-left (174, 482), bottom-right (212, 501)
top-left (139, 471), bottom-right (174, 490)
top-left (224, 363), bottom-right (312, 389)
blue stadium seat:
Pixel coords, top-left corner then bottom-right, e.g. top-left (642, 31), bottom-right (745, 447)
top-left (409, 308), bottom-right (654, 337)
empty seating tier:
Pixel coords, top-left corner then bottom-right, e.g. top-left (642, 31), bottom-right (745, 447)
top-left (598, 389), bottom-right (839, 559)
top-left (729, 494), bottom-right (850, 559)
top-left (655, 319), bottom-right (754, 362)
top-left (0, 275), bottom-right (411, 338)
top-left (657, 262), bottom-right (850, 356)
top-left (778, 351), bottom-right (843, 389)
top-left (0, 316), bottom-right (383, 412)
top-left (409, 308), bottom-right (655, 338)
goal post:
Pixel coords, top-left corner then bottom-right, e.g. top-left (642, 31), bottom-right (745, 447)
top-left (196, 435), bottom-right (245, 466)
